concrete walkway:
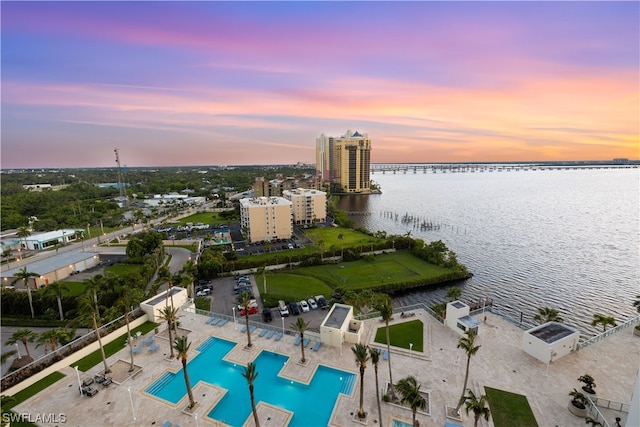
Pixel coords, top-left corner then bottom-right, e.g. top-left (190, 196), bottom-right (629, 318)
top-left (13, 310), bottom-right (639, 426)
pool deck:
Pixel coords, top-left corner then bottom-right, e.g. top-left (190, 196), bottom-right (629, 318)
top-left (13, 309), bottom-right (639, 427)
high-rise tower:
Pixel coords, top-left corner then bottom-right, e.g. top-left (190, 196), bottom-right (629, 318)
top-left (316, 130), bottom-right (371, 194)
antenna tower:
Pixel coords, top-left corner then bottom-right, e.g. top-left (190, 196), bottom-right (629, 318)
top-left (114, 148), bottom-right (127, 203)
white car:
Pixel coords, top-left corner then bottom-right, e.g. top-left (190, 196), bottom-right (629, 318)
top-left (307, 298), bottom-right (318, 310)
top-left (299, 300), bottom-right (310, 312)
top-left (196, 288), bottom-right (211, 297)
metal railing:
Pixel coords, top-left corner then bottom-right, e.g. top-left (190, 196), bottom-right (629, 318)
top-left (578, 316), bottom-right (640, 350)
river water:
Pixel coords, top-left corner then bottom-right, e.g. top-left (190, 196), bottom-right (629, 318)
top-left (337, 166), bottom-right (640, 337)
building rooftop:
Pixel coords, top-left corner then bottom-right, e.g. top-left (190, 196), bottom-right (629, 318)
top-left (2, 251), bottom-right (97, 277)
top-left (323, 304), bottom-right (351, 329)
top-left (527, 322), bottom-right (579, 344)
top-left (142, 287), bottom-right (185, 307)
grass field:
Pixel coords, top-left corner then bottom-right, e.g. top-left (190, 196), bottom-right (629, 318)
top-left (485, 386), bottom-right (539, 427)
top-left (171, 212), bottom-right (236, 226)
top-left (373, 319), bottom-right (424, 351)
top-left (302, 227), bottom-right (383, 248)
top-left (104, 263), bottom-right (144, 276)
top-left (281, 252), bottom-right (451, 291)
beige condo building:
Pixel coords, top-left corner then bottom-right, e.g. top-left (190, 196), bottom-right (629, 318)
top-left (316, 130), bottom-right (371, 194)
top-left (282, 188), bottom-right (326, 225)
top-left (239, 196), bottom-right (293, 243)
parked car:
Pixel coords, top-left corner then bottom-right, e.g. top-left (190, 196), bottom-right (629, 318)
top-left (196, 288), bottom-right (211, 297)
top-left (299, 300), bottom-right (310, 312)
top-left (240, 306), bottom-right (259, 316)
top-left (308, 298), bottom-right (318, 310)
top-left (262, 308), bottom-right (273, 322)
top-left (237, 299), bottom-right (258, 312)
top-left (315, 295), bottom-right (328, 310)
top-left (278, 300), bottom-right (290, 317)
top-left (289, 302), bottom-right (300, 316)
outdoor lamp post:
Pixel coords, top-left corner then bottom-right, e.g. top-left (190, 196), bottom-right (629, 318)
top-left (75, 366), bottom-right (82, 396)
top-left (232, 307), bottom-right (237, 330)
top-left (409, 342), bottom-right (413, 359)
top-left (281, 316), bottom-right (285, 335)
top-left (127, 387), bottom-right (136, 421)
top-left (194, 414), bottom-right (199, 427)
top-left (15, 344), bottom-right (20, 358)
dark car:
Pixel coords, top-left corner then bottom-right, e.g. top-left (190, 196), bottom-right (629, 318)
top-left (262, 308), bottom-right (273, 322)
top-left (288, 302), bottom-right (300, 315)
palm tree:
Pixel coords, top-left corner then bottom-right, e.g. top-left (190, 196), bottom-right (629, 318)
top-left (116, 288), bottom-right (143, 371)
top-left (1, 350), bottom-right (17, 365)
top-left (5, 328), bottom-right (37, 359)
top-left (396, 376), bottom-right (427, 427)
top-left (36, 328), bottom-right (72, 354)
top-left (461, 389), bottom-right (490, 427)
top-left (591, 314), bottom-right (617, 332)
top-left (242, 362), bottom-right (260, 427)
top-left (157, 266), bottom-right (177, 309)
top-left (455, 330), bottom-right (481, 413)
top-left (75, 293), bottom-right (110, 374)
top-left (585, 417), bottom-right (603, 427)
top-left (445, 287), bottom-right (462, 302)
top-left (43, 281), bottom-right (69, 321)
top-left (159, 305), bottom-right (178, 359)
top-left (10, 267), bottom-right (40, 319)
top-left (377, 298), bottom-right (396, 400)
top-left (534, 307), bottom-right (563, 324)
top-left (352, 343), bottom-right (370, 419)
top-left (369, 347), bottom-right (383, 424)
top-left (83, 274), bottom-right (105, 318)
top-left (290, 317), bottom-right (310, 363)
top-left (16, 225), bottom-right (31, 251)
top-left (238, 290), bottom-right (254, 348)
top-left (174, 336), bottom-right (196, 409)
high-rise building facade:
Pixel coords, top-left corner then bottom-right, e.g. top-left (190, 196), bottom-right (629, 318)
top-left (316, 130), bottom-right (371, 194)
top-left (240, 197), bottom-right (293, 243)
top-left (282, 188), bottom-right (327, 225)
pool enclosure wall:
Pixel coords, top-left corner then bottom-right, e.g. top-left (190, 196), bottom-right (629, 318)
top-left (522, 321), bottom-right (580, 363)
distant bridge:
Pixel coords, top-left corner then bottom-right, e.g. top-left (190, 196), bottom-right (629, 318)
top-left (370, 163), bottom-right (638, 174)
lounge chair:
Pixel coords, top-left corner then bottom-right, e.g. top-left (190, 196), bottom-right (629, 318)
top-left (218, 319), bottom-right (228, 327)
top-left (382, 349), bottom-right (389, 360)
top-left (210, 318), bottom-right (221, 326)
top-left (205, 316), bottom-right (216, 324)
top-left (313, 341), bottom-right (321, 351)
top-left (82, 377), bottom-right (94, 387)
top-left (101, 377), bottom-right (113, 387)
top-left (294, 336), bottom-right (301, 346)
top-left (274, 332), bottom-right (283, 341)
top-left (303, 338), bottom-right (310, 348)
top-left (148, 344), bottom-right (159, 353)
top-left (266, 330), bottom-right (275, 339)
top-left (249, 325), bottom-right (257, 334)
top-left (81, 386), bottom-right (98, 397)
top-left (259, 328), bottom-right (267, 337)
top-left (241, 325), bottom-right (248, 333)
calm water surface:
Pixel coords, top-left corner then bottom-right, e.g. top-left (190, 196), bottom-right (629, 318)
top-left (337, 167), bottom-right (639, 337)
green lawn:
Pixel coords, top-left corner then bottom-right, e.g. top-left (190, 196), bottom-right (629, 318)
top-left (259, 273), bottom-right (334, 308)
top-left (485, 386), bottom-right (539, 427)
top-left (373, 319), bottom-right (424, 352)
top-left (281, 252), bottom-right (452, 291)
top-left (104, 263), bottom-right (144, 276)
top-left (171, 212), bottom-right (236, 226)
top-left (73, 321), bottom-right (158, 372)
top-left (302, 227), bottom-right (383, 248)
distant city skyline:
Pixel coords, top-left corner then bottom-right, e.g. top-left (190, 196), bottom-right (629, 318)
top-left (1, 1), bottom-right (638, 169)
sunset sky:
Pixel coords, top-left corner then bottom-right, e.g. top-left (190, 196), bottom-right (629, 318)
top-left (2, 1), bottom-right (638, 168)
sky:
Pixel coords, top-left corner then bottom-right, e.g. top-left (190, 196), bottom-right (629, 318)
top-left (1, 1), bottom-right (639, 168)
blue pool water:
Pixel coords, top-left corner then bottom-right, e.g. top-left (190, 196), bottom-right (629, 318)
top-left (145, 337), bottom-right (356, 426)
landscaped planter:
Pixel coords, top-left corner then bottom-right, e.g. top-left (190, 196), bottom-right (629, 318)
top-left (568, 401), bottom-right (587, 417)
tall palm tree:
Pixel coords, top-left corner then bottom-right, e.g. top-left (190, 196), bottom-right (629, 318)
top-left (352, 343), bottom-right (370, 419)
top-left (174, 336), bottom-right (196, 409)
top-left (83, 274), bottom-right (104, 318)
top-left (461, 389), bottom-right (490, 427)
top-left (75, 293), bottom-right (110, 374)
top-left (238, 290), bottom-right (254, 348)
top-left (10, 267), bottom-right (40, 319)
top-left (16, 226), bottom-right (31, 251)
top-left (291, 317), bottom-right (311, 363)
top-left (159, 305), bottom-right (178, 359)
top-left (455, 330), bottom-right (481, 413)
top-left (116, 288), bottom-right (143, 371)
top-left (534, 307), bottom-right (563, 324)
top-left (396, 376), bottom-right (427, 427)
top-left (242, 362), bottom-right (260, 427)
top-left (36, 328), bottom-right (72, 355)
top-left (591, 314), bottom-right (617, 332)
top-left (378, 298), bottom-right (396, 399)
top-left (369, 347), bottom-right (383, 424)
top-left (43, 281), bottom-right (69, 321)
top-left (157, 266), bottom-right (177, 308)
top-left (5, 328), bottom-right (37, 359)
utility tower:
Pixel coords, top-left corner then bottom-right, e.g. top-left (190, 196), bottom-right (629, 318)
top-left (114, 148), bottom-right (128, 204)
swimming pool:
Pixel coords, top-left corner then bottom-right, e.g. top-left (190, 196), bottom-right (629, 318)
top-left (145, 337), bottom-right (356, 426)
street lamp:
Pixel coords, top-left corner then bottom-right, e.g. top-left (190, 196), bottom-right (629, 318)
top-left (281, 316), bottom-right (285, 335)
top-left (232, 307), bottom-right (237, 330)
top-left (15, 343), bottom-right (20, 358)
top-left (75, 366), bottom-right (82, 396)
top-left (409, 342), bottom-right (413, 359)
top-left (194, 414), bottom-right (199, 427)
top-left (127, 387), bottom-right (136, 421)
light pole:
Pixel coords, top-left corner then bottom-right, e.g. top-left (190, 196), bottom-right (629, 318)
top-left (281, 316), bottom-right (285, 335)
top-left (127, 387), bottom-right (136, 422)
top-left (194, 413), bottom-right (199, 427)
top-left (232, 307), bottom-right (237, 330)
top-left (409, 342), bottom-right (413, 359)
top-left (75, 366), bottom-right (82, 395)
top-left (15, 344), bottom-right (20, 358)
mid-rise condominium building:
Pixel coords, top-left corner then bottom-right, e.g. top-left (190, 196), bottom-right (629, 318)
top-left (282, 188), bottom-right (327, 225)
top-left (316, 130), bottom-right (371, 194)
top-left (253, 174), bottom-right (319, 197)
top-left (239, 197), bottom-right (293, 243)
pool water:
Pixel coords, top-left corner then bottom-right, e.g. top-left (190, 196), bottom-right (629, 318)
top-left (145, 337), bottom-right (356, 426)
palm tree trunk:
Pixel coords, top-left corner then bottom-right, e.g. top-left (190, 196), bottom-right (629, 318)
top-left (182, 359), bottom-right (195, 408)
top-left (167, 320), bottom-right (175, 358)
top-left (358, 366), bottom-right (366, 418)
top-left (474, 413), bottom-right (480, 427)
top-left (93, 290), bottom-right (100, 317)
top-left (93, 314), bottom-right (111, 374)
top-left (386, 320), bottom-right (395, 399)
top-left (57, 296), bottom-right (64, 321)
top-left (456, 356), bottom-right (472, 412)
top-left (250, 384), bottom-right (260, 427)
top-left (21, 340), bottom-right (31, 359)
top-left (26, 285), bottom-right (35, 319)
top-left (412, 410), bottom-right (417, 427)
top-left (300, 333), bottom-right (306, 363)
top-left (374, 365), bottom-right (382, 424)
top-left (245, 314), bottom-right (252, 347)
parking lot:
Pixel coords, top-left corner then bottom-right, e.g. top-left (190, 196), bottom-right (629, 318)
top-left (200, 275), bottom-right (330, 333)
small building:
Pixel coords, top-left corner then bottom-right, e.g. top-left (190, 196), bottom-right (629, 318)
top-left (20, 228), bottom-right (83, 251)
top-left (445, 301), bottom-right (481, 336)
top-left (1, 252), bottom-right (99, 289)
top-left (320, 303), bottom-right (363, 347)
top-left (522, 322), bottom-right (580, 363)
top-left (140, 287), bottom-right (189, 323)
